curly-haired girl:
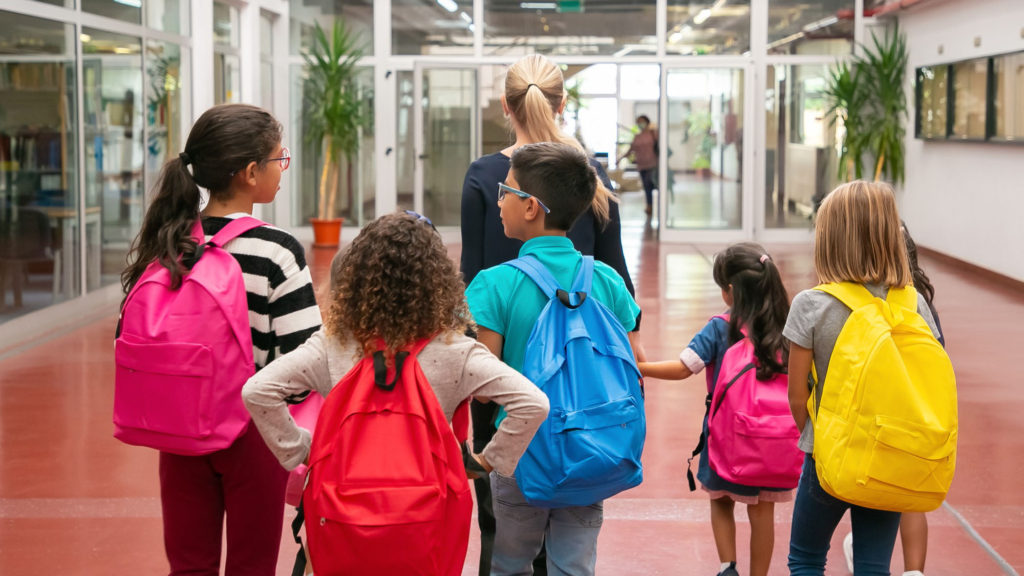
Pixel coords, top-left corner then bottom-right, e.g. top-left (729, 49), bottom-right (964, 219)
top-left (242, 210), bottom-right (549, 489)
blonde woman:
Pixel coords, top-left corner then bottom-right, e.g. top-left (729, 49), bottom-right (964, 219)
top-left (459, 54), bottom-right (638, 576)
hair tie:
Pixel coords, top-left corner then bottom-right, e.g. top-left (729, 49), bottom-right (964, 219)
top-left (759, 254), bottom-right (770, 265)
top-left (179, 151), bottom-right (191, 166)
top-left (526, 83), bottom-right (538, 90)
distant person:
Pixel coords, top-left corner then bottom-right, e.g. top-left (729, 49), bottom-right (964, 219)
top-left (459, 53), bottom-right (640, 576)
top-left (618, 114), bottom-right (659, 215)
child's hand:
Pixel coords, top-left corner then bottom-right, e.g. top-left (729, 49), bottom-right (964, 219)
top-left (461, 441), bottom-right (492, 479)
top-left (638, 360), bottom-right (693, 381)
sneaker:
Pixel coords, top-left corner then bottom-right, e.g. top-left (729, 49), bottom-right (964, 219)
top-left (843, 531), bottom-right (854, 574)
top-left (717, 562), bottom-right (739, 576)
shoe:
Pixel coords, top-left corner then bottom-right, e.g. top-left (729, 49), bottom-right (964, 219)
top-left (717, 562), bottom-right (739, 576)
top-left (843, 531), bottom-right (854, 574)
top-left (644, 204), bottom-right (653, 216)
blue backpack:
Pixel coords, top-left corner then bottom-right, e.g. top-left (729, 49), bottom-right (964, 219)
top-left (505, 255), bottom-right (645, 508)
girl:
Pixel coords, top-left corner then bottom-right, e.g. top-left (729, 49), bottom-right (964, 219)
top-left (459, 53), bottom-right (639, 576)
top-left (241, 211), bottom-right (550, 567)
top-left (639, 242), bottom-right (793, 576)
top-left (121, 103), bottom-right (321, 575)
top-left (784, 181), bottom-right (942, 576)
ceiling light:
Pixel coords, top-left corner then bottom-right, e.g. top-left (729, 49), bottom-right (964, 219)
top-left (520, 2), bottom-right (558, 9)
top-left (80, 33), bottom-right (92, 43)
top-left (694, 9), bottom-right (712, 24)
top-left (114, 0), bottom-right (141, 6)
top-left (436, 0), bottom-right (458, 13)
top-left (460, 11), bottom-right (473, 23)
top-left (803, 15), bottom-right (839, 33)
top-left (669, 32), bottom-right (683, 44)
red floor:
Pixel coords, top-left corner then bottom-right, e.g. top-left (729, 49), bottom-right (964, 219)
top-left (1, 223), bottom-right (1021, 575)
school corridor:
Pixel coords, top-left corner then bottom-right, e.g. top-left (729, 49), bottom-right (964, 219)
top-left (0, 220), bottom-right (1021, 576)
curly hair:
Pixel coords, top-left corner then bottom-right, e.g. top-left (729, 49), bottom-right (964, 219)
top-left (326, 212), bottom-right (472, 362)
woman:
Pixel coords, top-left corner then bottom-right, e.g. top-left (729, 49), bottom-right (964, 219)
top-left (459, 53), bottom-right (639, 576)
top-left (620, 115), bottom-right (658, 215)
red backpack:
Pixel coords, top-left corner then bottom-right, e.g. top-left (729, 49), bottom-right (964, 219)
top-left (303, 337), bottom-right (472, 576)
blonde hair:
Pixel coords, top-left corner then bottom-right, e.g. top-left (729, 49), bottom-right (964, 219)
top-left (505, 54), bottom-right (614, 224)
top-left (814, 180), bottom-right (912, 287)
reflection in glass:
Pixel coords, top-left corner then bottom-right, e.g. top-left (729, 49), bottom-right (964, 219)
top-left (396, 70), bottom-right (415, 213)
top-left (82, 28), bottom-right (143, 293)
top-left (484, 0), bottom-right (656, 57)
top-left (290, 66), bottom-right (375, 227)
top-left (0, 11), bottom-right (78, 320)
top-left (917, 65), bottom-right (948, 139)
top-left (145, 41), bottom-right (183, 190)
top-left (422, 68), bottom-right (476, 226)
top-left (213, 2), bottom-right (240, 47)
top-left (393, 0), bottom-right (473, 56)
top-left (768, 0), bottom-right (853, 56)
top-left (993, 53), bottom-right (1024, 141)
top-left (149, 0), bottom-right (187, 35)
top-left (951, 59), bottom-right (987, 140)
top-left (260, 12), bottom-right (274, 111)
top-left (82, 0), bottom-right (142, 25)
top-left (289, 2), bottom-right (373, 57)
top-left (664, 68), bottom-right (743, 230)
top-left (765, 65), bottom-right (839, 229)
top-left (667, 0), bottom-right (750, 55)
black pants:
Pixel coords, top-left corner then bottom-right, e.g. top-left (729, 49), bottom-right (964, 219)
top-left (472, 399), bottom-right (547, 575)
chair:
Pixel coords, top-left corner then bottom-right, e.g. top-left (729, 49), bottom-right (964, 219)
top-left (0, 207), bottom-right (58, 308)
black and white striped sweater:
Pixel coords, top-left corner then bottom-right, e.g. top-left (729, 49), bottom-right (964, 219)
top-left (202, 216), bottom-right (321, 370)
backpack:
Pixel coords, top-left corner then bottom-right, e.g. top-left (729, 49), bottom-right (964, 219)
top-left (303, 337), bottom-right (472, 576)
top-left (113, 216), bottom-right (264, 456)
top-left (809, 282), bottom-right (957, 513)
top-left (505, 255), bottom-right (645, 508)
top-left (705, 315), bottom-right (802, 489)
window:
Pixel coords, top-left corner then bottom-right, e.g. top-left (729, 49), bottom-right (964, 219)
top-left (992, 53), bottom-right (1024, 141)
top-left (916, 65), bottom-right (948, 139)
top-left (951, 58), bottom-right (988, 140)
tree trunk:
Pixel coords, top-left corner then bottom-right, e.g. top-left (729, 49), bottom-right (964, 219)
top-left (318, 138), bottom-right (334, 220)
top-left (874, 151), bottom-right (885, 182)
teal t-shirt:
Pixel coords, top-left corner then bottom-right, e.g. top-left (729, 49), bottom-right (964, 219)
top-left (465, 236), bottom-right (640, 425)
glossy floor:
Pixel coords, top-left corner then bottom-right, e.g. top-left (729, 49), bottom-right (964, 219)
top-left (1, 215), bottom-right (1020, 575)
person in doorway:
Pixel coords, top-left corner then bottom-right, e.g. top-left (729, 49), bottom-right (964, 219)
top-left (459, 53), bottom-right (640, 576)
top-left (618, 114), bottom-right (659, 216)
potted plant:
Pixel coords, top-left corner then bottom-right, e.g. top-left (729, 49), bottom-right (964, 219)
top-left (689, 109), bottom-right (715, 178)
top-left (825, 24), bottom-right (908, 184)
top-left (302, 19), bottom-right (369, 247)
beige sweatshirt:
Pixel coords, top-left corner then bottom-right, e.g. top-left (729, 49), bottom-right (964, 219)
top-left (242, 328), bottom-right (549, 476)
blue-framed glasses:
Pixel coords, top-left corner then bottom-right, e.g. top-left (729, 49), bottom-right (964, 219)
top-left (497, 182), bottom-right (551, 214)
top-left (404, 210), bottom-right (437, 231)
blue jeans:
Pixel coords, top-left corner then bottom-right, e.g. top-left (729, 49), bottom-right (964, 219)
top-left (490, 472), bottom-right (603, 576)
top-left (788, 456), bottom-right (901, 576)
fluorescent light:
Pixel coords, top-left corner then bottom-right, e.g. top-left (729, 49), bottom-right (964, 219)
top-left (114, 0), bottom-right (142, 6)
top-left (682, 25), bottom-right (693, 34)
top-left (668, 32), bottom-right (683, 44)
top-left (460, 11), bottom-right (473, 23)
top-left (80, 33), bottom-right (92, 43)
top-left (520, 2), bottom-right (558, 9)
top-left (803, 15), bottom-right (839, 33)
top-left (436, 0), bottom-right (458, 13)
top-left (694, 9), bottom-right (712, 24)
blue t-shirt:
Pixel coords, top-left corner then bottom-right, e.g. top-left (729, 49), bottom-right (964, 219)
top-left (686, 316), bottom-right (730, 389)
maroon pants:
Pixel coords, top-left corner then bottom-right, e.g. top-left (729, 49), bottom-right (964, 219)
top-left (159, 423), bottom-right (288, 576)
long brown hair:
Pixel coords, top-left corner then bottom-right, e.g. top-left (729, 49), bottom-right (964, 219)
top-left (326, 212), bottom-right (472, 362)
top-left (121, 104), bottom-right (282, 293)
top-left (504, 54), bottom-right (614, 224)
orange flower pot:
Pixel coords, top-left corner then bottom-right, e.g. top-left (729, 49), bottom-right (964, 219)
top-left (310, 217), bottom-right (344, 248)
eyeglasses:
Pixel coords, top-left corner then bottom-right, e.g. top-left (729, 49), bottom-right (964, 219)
top-left (404, 210), bottom-right (437, 231)
top-left (265, 147), bottom-right (290, 171)
top-left (497, 182), bottom-right (550, 214)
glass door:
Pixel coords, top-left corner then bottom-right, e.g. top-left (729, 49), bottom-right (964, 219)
top-left (412, 64), bottom-right (478, 227)
top-left (660, 65), bottom-right (752, 242)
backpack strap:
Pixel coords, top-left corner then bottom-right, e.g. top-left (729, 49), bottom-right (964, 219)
top-left (210, 216), bottom-right (265, 247)
top-left (885, 285), bottom-right (919, 311)
top-left (813, 282), bottom-right (877, 310)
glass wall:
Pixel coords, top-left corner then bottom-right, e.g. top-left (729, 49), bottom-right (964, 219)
top-left (290, 1), bottom-right (373, 57)
top-left (213, 1), bottom-right (240, 104)
top-left (145, 40), bottom-right (184, 198)
top-left (667, 0), bottom-right (751, 56)
top-left (0, 12), bottom-right (79, 319)
top-left (393, 0), bottom-right (473, 55)
top-left (993, 53), bottom-right (1024, 141)
top-left (951, 58), bottom-right (988, 140)
top-left (422, 68), bottom-right (476, 226)
top-left (765, 64), bottom-right (839, 229)
top-left (917, 65), bottom-right (948, 139)
top-left (768, 0), bottom-right (853, 55)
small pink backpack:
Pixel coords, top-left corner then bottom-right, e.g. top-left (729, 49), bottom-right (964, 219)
top-left (113, 216), bottom-right (264, 456)
top-left (706, 314), bottom-right (803, 489)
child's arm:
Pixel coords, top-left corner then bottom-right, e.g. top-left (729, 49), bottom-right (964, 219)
top-left (628, 331), bottom-right (647, 363)
top-left (638, 359), bottom-right (693, 381)
top-left (788, 343), bottom-right (813, 431)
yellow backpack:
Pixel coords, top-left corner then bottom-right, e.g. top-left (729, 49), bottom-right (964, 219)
top-left (809, 282), bottom-right (957, 513)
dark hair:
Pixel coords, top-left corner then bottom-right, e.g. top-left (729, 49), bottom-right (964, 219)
top-left (902, 221), bottom-right (935, 305)
top-left (510, 142), bottom-right (596, 231)
top-left (326, 212), bottom-right (472, 362)
top-left (636, 115), bottom-right (651, 124)
top-left (121, 104), bottom-right (282, 294)
top-left (712, 242), bottom-right (791, 380)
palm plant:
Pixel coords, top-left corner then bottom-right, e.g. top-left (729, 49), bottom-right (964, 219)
top-left (303, 20), bottom-right (369, 221)
top-left (825, 24), bottom-right (908, 184)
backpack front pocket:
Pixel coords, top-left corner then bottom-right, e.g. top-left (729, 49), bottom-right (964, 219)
top-left (864, 415), bottom-right (956, 494)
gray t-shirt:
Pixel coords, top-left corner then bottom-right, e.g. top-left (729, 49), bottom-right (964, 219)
top-left (782, 284), bottom-right (941, 453)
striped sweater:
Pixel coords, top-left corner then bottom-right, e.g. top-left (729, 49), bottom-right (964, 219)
top-left (202, 216), bottom-right (321, 370)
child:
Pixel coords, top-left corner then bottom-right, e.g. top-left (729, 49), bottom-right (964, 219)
top-left (120, 103), bottom-right (321, 575)
top-left (784, 181), bottom-right (942, 576)
top-left (465, 142), bottom-right (641, 576)
top-left (639, 242), bottom-right (794, 576)
top-left (241, 211), bottom-right (550, 568)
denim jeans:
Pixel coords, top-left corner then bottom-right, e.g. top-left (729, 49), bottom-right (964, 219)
top-left (788, 456), bottom-right (901, 576)
top-left (490, 472), bottom-right (603, 576)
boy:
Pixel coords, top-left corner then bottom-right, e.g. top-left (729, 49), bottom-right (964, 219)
top-left (465, 142), bottom-right (641, 576)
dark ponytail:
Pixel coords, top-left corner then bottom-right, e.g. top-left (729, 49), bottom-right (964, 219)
top-left (712, 242), bottom-right (791, 380)
top-left (902, 221), bottom-right (935, 305)
top-left (121, 104), bottom-right (282, 294)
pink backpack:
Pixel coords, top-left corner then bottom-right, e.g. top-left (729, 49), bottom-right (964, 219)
top-left (113, 216), bottom-right (264, 456)
top-left (706, 314), bottom-right (803, 489)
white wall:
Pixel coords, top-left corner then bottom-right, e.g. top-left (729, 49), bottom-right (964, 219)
top-left (899, 0), bottom-right (1024, 281)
